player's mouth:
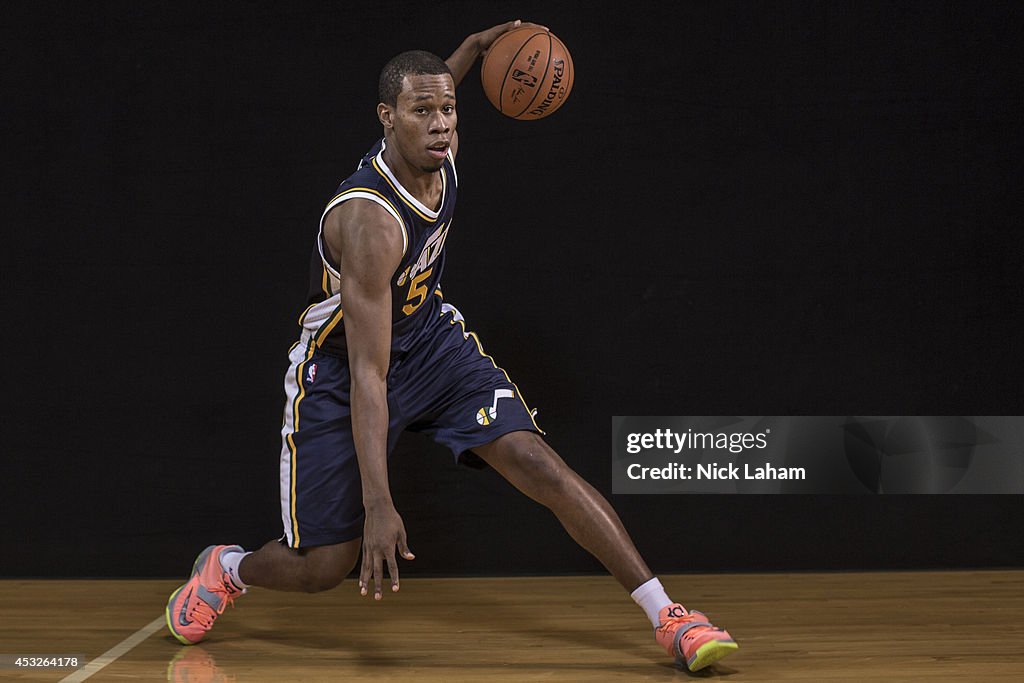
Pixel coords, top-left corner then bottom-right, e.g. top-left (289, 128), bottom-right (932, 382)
top-left (427, 141), bottom-right (449, 159)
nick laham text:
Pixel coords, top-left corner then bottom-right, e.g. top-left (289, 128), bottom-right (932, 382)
top-left (627, 462), bottom-right (806, 480)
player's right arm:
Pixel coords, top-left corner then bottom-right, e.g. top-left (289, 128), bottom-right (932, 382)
top-left (322, 198), bottom-right (414, 601)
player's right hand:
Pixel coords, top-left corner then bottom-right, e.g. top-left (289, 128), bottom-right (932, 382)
top-left (476, 19), bottom-right (549, 56)
top-left (359, 504), bottom-right (415, 601)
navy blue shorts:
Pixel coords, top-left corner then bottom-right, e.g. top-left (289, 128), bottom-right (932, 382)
top-left (278, 302), bottom-right (542, 548)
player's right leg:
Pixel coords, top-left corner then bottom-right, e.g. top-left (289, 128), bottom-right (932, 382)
top-left (167, 333), bottom-right (370, 644)
top-left (238, 537), bottom-right (360, 592)
top-left (166, 540), bottom-right (361, 644)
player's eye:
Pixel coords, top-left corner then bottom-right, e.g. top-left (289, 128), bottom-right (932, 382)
top-left (415, 107), bottom-right (427, 114)
top-left (442, 105), bottom-right (455, 114)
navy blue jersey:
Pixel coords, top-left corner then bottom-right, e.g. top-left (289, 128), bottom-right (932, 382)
top-left (298, 138), bottom-right (457, 356)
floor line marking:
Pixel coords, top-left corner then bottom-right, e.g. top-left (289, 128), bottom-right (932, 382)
top-left (59, 615), bottom-right (165, 682)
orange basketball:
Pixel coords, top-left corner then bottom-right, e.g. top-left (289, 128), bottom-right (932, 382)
top-left (480, 27), bottom-right (574, 120)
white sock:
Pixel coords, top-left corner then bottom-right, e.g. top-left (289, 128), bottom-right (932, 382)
top-left (631, 577), bottom-right (674, 628)
top-left (220, 549), bottom-right (251, 590)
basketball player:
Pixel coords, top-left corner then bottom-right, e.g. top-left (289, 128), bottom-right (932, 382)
top-left (165, 20), bottom-right (738, 672)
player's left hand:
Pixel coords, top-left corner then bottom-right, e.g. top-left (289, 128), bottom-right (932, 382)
top-left (476, 19), bottom-right (549, 55)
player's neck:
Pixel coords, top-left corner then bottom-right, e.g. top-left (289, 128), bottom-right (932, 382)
top-left (381, 144), bottom-right (442, 209)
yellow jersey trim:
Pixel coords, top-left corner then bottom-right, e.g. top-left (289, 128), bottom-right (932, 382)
top-left (287, 339), bottom-right (318, 547)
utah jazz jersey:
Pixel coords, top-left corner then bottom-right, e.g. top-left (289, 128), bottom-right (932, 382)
top-left (298, 138), bottom-right (457, 357)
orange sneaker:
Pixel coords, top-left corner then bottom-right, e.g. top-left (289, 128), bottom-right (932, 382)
top-left (166, 545), bottom-right (245, 645)
top-left (654, 603), bottom-right (738, 671)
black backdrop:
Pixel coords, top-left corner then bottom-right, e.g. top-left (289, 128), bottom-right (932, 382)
top-left (3, 1), bottom-right (1021, 577)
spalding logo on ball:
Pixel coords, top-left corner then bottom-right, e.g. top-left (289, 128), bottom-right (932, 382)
top-left (481, 27), bottom-right (574, 120)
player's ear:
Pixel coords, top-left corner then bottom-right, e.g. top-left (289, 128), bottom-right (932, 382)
top-left (378, 103), bottom-right (394, 129)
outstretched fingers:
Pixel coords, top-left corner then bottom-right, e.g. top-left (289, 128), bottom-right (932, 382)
top-left (358, 537), bottom-right (415, 600)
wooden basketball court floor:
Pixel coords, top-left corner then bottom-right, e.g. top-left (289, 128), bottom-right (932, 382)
top-left (1, 570), bottom-right (1022, 682)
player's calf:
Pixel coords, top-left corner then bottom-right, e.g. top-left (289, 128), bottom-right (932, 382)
top-left (237, 538), bottom-right (360, 593)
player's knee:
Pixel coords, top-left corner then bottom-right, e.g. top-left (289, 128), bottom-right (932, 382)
top-left (299, 543), bottom-right (358, 593)
top-left (300, 561), bottom-right (350, 593)
top-left (301, 571), bottom-right (341, 593)
top-left (506, 434), bottom-right (576, 498)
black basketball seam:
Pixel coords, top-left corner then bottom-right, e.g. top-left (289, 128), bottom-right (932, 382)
top-left (552, 34), bottom-right (573, 113)
top-left (484, 30), bottom-right (523, 112)
top-left (514, 32), bottom-right (553, 118)
top-left (493, 31), bottom-right (548, 117)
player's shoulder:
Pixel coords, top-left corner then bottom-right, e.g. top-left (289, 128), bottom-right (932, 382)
top-left (322, 140), bottom-right (410, 256)
top-left (323, 140), bottom-right (398, 213)
top-left (356, 138), bottom-right (384, 171)
top-left (323, 190), bottom-right (407, 260)
top-left (342, 138), bottom-right (389, 190)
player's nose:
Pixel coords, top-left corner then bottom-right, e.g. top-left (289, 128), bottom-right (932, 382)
top-left (428, 112), bottom-right (450, 134)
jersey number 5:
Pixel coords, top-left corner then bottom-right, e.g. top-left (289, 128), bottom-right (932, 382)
top-left (402, 267), bottom-right (433, 316)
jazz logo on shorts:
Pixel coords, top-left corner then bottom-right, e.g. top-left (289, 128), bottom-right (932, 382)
top-left (476, 389), bottom-right (514, 426)
top-left (305, 363), bottom-right (318, 385)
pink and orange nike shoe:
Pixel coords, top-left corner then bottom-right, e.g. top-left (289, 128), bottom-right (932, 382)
top-left (655, 603), bottom-right (738, 671)
top-left (166, 545), bottom-right (246, 645)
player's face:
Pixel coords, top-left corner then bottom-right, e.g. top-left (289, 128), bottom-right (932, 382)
top-left (389, 73), bottom-right (457, 173)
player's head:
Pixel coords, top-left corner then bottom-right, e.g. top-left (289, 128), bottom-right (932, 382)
top-left (379, 50), bottom-right (452, 106)
top-left (377, 51), bottom-right (456, 173)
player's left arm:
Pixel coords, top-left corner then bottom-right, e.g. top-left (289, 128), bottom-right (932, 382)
top-left (444, 20), bottom-right (547, 160)
top-left (445, 20), bottom-right (549, 86)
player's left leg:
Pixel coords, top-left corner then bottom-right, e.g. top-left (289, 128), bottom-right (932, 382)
top-left (473, 431), bottom-right (650, 591)
top-left (473, 431), bottom-right (739, 671)
top-left (403, 303), bottom-right (738, 670)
